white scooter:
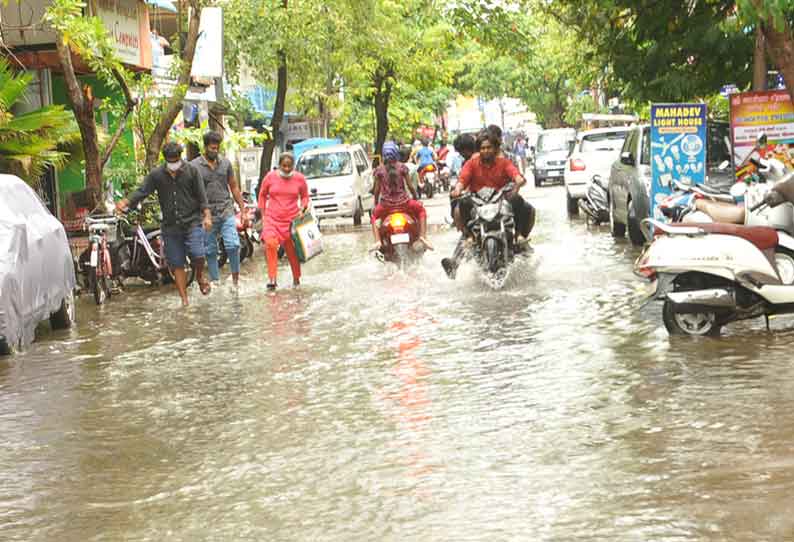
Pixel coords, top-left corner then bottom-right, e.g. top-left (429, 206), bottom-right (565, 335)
top-left (635, 173), bottom-right (794, 336)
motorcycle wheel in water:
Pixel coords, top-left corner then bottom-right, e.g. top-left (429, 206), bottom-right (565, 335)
top-left (424, 175), bottom-right (435, 199)
top-left (467, 183), bottom-right (520, 290)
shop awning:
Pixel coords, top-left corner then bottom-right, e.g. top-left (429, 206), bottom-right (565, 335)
top-left (146, 0), bottom-right (177, 13)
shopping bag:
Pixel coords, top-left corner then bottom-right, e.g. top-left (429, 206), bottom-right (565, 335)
top-left (291, 212), bottom-right (324, 263)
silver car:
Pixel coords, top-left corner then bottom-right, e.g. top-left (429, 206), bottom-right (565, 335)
top-left (608, 121), bottom-right (734, 246)
top-left (607, 125), bottom-right (652, 246)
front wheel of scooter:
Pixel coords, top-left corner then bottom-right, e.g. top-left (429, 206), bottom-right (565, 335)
top-left (662, 299), bottom-right (722, 337)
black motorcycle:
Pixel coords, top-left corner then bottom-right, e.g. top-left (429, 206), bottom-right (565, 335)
top-left (578, 174), bottom-right (609, 224)
top-left (466, 183), bottom-right (519, 289)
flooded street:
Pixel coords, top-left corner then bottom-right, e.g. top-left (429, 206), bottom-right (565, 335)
top-left (4, 184), bottom-right (794, 541)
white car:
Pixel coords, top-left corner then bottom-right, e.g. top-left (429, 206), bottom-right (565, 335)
top-left (295, 144), bottom-right (375, 225)
top-left (564, 127), bottom-right (631, 214)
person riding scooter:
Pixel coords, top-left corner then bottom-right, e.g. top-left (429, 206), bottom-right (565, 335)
top-left (371, 141), bottom-right (433, 252)
top-left (442, 131), bottom-right (536, 278)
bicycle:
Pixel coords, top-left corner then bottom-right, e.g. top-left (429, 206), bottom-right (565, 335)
top-left (84, 215), bottom-right (118, 305)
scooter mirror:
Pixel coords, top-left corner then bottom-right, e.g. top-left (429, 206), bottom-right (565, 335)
top-left (730, 182), bottom-right (747, 198)
top-left (757, 133), bottom-right (768, 147)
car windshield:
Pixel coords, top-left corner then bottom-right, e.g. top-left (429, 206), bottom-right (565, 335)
top-left (708, 123), bottom-right (732, 167)
top-left (537, 134), bottom-right (571, 152)
top-left (296, 152), bottom-right (353, 179)
top-left (580, 132), bottom-right (628, 153)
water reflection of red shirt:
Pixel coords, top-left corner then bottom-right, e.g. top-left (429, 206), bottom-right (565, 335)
top-left (459, 155), bottom-right (520, 193)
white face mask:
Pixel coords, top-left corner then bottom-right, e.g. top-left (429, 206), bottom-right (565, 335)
top-left (279, 169), bottom-right (294, 178)
top-left (166, 160), bottom-right (182, 172)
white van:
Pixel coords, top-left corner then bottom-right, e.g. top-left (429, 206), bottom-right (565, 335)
top-left (532, 128), bottom-right (576, 187)
top-left (295, 144), bottom-right (375, 225)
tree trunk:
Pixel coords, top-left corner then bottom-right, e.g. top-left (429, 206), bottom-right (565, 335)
top-left (259, 50), bottom-right (288, 179)
top-left (144, 0), bottom-right (201, 170)
top-left (373, 63), bottom-right (394, 157)
top-left (55, 33), bottom-right (103, 209)
top-left (758, 5), bottom-right (794, 105)
top-left (754, 29), bottom-right (767, 91)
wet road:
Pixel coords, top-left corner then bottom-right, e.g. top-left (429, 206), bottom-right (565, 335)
top-left (3, 184), bottom-right (794, 541)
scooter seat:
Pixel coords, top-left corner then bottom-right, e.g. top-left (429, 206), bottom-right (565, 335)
top-left (697, 223), bottom-right (779, 251)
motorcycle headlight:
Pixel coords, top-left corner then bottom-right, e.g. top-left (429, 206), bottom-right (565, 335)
top-left (477, 203), bottom-right (500, 223)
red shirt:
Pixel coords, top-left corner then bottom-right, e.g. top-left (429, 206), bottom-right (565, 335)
top-left (459, 155), bottom-right (520, 193)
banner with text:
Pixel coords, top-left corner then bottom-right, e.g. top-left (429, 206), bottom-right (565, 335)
top-left (730, 90), bottom-right (794, 178)
top-left (650, 103), bottom-right (707, 219)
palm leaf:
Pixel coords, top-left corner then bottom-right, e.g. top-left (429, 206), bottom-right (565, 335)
top-left (0, 59), bottom-right (33, 112)
top-left (1, 106), bottom-right (73, 133)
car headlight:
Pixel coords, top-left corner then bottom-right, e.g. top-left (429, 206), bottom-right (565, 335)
top-left (477, 203), bottom-right (500, 223)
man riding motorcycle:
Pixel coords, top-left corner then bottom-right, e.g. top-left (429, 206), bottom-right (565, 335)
top-left (371, 141), bottom-right (433, 251)
top-left (442, 130), bottom-right (536, 278)
top-left (412, 138), bottom-right (438, 183)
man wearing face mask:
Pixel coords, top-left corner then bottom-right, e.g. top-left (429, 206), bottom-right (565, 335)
top-left (191, 131), bottom-right (247, 287)
top-left (116, 141), bottom-right (213, 305)
top-left (441, 130), bottom-right (536, 279)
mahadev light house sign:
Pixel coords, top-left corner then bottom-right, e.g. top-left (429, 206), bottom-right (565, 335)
top-left (650, 103), bottom-right (707, 219)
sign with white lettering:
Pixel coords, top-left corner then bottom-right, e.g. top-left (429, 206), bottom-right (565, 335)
top-left (650, 103), bottom-right (707, 219)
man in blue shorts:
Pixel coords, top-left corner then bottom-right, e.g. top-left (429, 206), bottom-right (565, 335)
top-left (117, 141), bottom-right (213, 306)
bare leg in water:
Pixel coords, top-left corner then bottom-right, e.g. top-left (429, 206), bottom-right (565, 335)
top-left (193, 257), bottom-right (210, 295)
top-left (173, 267), bottom-right (189, 306)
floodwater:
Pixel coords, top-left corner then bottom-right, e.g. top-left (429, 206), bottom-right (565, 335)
top-left (3, 186), bottom-right (794, 541)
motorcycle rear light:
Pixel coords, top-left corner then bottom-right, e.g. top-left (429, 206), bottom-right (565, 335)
top-left (390, 213), bottom-right (407, 232)
top-left (570, 158), bottom-right (586, 171)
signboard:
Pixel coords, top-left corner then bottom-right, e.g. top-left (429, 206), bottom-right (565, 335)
top-left (730, 90), bottom-right (794, 167)
top-left (191, 7), bottom-right (224, 79)
top-left (286, 121), bottom-right (311, 141)
top-left (96, 0), bottom-right (144, 66)
top-left (650, 103), bottom-right (707, 218)
top-left (238, 148), bottom-right (262, 194)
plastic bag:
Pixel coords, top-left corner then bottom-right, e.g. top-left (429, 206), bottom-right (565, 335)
top-left (290, 212), bottom-right (323, 263)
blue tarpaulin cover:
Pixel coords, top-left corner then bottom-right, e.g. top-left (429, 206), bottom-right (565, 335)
top-left (293, 138), bottom-right (342, 163)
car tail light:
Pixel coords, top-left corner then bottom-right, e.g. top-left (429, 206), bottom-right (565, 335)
top-left (570, 158), bottom-right (586, 171)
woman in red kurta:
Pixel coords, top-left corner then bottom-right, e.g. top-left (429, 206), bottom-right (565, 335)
top-left (258, 154), bottom-right (310, 290)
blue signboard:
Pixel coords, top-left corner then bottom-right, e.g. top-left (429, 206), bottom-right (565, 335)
top-left (650, 103), bottom-right (707, 219)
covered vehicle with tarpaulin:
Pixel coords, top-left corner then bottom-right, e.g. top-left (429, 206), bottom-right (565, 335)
top-left (0, 175), bottom-right (76, 354)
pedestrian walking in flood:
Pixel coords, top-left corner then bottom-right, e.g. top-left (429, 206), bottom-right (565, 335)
top-left (258, 153), bottom-right (309, 290)
top-left (191, 130), bottom-right (248, 288)
top-left (116, 141), bottom-right (212, 306)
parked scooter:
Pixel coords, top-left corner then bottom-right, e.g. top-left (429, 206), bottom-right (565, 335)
top-left (635, 172), bottom-right (794, 336)
top-left (375, 211), bottom-right (424, 268)
top-left (464, 182), bottom-right (521, 289)
top-left (578, 174), bottom-right (610, 224)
